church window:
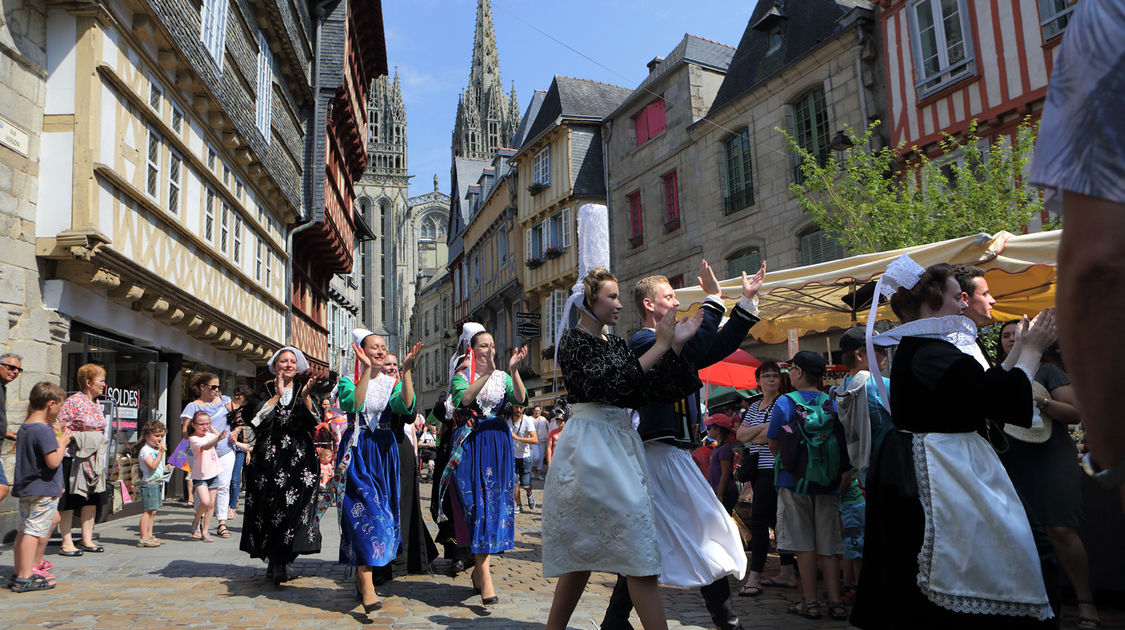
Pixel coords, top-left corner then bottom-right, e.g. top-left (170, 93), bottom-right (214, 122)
top-left (532, 148), bottom-right (550, 186)
top-left (488, 120), bottom-right (499, 151)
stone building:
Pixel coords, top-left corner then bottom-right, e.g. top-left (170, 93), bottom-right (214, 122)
top-left (606, 0), bottom-right (885, 356)
top-left (292, 0), bottom-right (386, 374)
top-left (411, 268), bottom-right (453, 414)
top-left (0, 0), bottom-right (320, 534)
top-left (460, 91), bottom-right (545, 373)
top-left (451, 0), bottom-right (520, 161)
top-left (603, 34), bottom-right (735, 335)
top-left (511, 76), bottom-right (631, 402)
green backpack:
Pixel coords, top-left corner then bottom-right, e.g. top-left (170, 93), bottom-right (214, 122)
top-left (774, 391), bottom-right (847, 495)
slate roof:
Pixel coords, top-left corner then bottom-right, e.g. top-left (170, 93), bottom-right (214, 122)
top-left (610, 34), bottom-right (736, 119)
top-left (519, 76), bottom-right (632, 152)
top-left (707, 0), bottom-right (868, 119)
top-left (511, 90), bottom-right (547, 151)
top-left (453, 157), bottom-right (490, 223)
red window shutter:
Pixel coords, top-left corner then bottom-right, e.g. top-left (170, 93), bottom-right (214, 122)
top-left (634, 108), bottom-right (649, 146)
top-left (628, 192), bottom-right (643, 239)
top-left (648, 99), bottom-right (666, 138)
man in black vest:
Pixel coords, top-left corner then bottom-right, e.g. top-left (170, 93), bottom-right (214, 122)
top-left (600, 260), bottom-right (765, 630)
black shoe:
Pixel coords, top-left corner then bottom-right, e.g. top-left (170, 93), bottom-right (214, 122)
top-left (362, 599), bottom-right (383, 614)
top-left (57, 549), bottom-right (84, 557)
top-left (481, 594), bottom-right (499, 605)
top-left (273, 564), bottom-right (289, 584)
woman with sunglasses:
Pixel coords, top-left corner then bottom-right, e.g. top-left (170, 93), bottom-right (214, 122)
top-left (180, 372), bottom-right (238, 539)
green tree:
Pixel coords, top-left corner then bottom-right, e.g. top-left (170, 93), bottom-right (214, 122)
top-left (780, 119), bottom-right (1045, 255)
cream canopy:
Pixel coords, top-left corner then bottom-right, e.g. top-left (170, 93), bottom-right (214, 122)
top-left (674, 231), bottom-right (1060, 344)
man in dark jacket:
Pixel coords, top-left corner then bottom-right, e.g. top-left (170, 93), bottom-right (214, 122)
top-left (600, 260), bottom-right (765, 630)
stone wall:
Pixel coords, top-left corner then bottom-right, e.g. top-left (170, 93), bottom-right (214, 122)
top-left (0, 0), bottom-right (57, 541)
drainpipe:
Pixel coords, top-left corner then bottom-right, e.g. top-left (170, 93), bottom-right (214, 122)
top-left (286, 0), bottom-right (336, 344)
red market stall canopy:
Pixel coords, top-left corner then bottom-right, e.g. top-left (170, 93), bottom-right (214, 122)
top-left (699, 349), bottom-right (762, 389)
top-left (675, 230), bottom-right (1059, 344)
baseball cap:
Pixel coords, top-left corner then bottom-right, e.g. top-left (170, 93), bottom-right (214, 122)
top-left (790, 350), bottom-right (826, 378)
top-left (839, 327), bottom-right (867, 354)
top-left (708, 413), bottom-right (733, 430)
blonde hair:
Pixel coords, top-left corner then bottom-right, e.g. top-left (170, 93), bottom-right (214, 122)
top-left (633, 275), bottom-right (669, 316)
top-left (76, 363), bottom-right (105, 390)
top-left (582, 267), bottom-right (617, 311)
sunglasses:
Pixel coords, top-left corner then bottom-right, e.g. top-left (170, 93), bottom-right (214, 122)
top-left (1, 363), bottom-right (22, 372)
top-left (208, 384), bottom-right (221, 390)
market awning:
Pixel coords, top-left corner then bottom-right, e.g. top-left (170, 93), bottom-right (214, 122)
top-left (675, 231), bottom-right (1059, 344)
top-left (699, 349), bottom-right (761, 389)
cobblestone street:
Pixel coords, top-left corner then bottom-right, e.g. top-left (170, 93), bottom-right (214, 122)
top-left (4, 478), bottom-right (1122, 629)
top-left (0, 479), bottom-right (856, 629)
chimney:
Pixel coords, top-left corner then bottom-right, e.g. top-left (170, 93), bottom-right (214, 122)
top-left (647, 56), bottom-right (664, 73)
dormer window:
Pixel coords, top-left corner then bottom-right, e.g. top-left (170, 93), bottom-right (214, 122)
top-left (768, 24), bottom-right (783, 54)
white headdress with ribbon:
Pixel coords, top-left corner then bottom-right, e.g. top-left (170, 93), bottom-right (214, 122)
top-left (554, 204), bottom-right (611, 348)
top-left (267, 346), bottom-right (310, 375)
top-left (449, 322), bottom-right (486, 383)
top-left (350, 328), bottom-right (377, 382)
top-left (865, 254), bottom-right (926, 410)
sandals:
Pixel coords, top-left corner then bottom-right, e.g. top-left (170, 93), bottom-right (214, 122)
top-left (1077, 599), bottom-right (1101, 629)
top-left (761, 577), bottom-right (797, 588)
top-left (200, 533), bottom-right (215, 543)
top-left (191, 522), bottom-right (202, 539)
top-left (9, 574), bottom-right (55, 592)
top-left (216, 523), bottom-right (231, 538)
top-left (788, 600), bottom-right (821, 619)
top-left (827, 601), bottom-right (848, 621)
top-left (738, 584), bottom-right (763, 597)
top-left (137, 537), bottom-right (162, 547)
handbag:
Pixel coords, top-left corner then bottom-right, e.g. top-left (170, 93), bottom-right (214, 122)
top-left (735, 399), bottom-right (777, 484)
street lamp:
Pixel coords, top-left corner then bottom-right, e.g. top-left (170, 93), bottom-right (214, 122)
top-left (828, 130), bottom-right (854, 153)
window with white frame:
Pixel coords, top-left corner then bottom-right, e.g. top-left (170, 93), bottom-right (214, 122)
top-left (235, 178), bottom-right (244, 201)
top-left (220, 204), bottom-right (230, 253)
top-left (204, 189), bottom-right (216, 243)
top-left (171, 105), bottom-right (183, 134)
top-left (200, 0), bottom-right (229, 69)
top-left (145, 129), bottom-right (160, 199)
top-left (255, 30), bottom-right (273, 141)
top-left (148, 79), bottom-right (163, 113)
top-left (1038, 0), bottom-right (1072, 40)
top-left (255, 237), bottom-right (263, 282)
top-left (264, 247), bottom-right (272, 289)
top-left (207, 145), bottom-right (216, 171)
top-left (232, 215), bottom-right (243, 263)
top-left (167, 152), bottom-right (182, 215)
top-left (222, 162), bottom-right (231, 187)
top-left (546, 208), bottom-right (571, 251)
top-left (526, 222), bottom-right (544, 259)
top-left (532, 147), bottom-right (550, 186)
top-left (908, 0), bottom-right (975, 96)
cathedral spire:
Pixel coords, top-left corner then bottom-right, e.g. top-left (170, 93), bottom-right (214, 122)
top-left (470, 0), bottom-right (501, 100)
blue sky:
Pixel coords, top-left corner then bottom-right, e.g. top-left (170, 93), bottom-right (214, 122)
top-left (381, 0), bottom-right (754, 198)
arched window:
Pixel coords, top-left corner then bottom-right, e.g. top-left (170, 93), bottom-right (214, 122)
top-left (726, 247), bottom-right (762, 278)
top-left (420, 217), bottom-right (435, 241)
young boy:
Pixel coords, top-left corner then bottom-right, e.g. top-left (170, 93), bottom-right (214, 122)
top-left (10, 382), bottom-right (69, 592)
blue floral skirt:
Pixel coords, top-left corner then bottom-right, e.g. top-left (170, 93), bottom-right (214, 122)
top-left (451, 417), bottom-right (515, 554)
top-left (337, 426), bottom-right (400, 567)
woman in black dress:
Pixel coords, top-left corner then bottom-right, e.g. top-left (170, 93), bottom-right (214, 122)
top-left (239, 347), bottom-right (323, 583)
top-left (372, 352), bottom-right (437, 583)
top-left (996, 326), bottom-right (1100, 628)
top-left (851, 263), bottom-right (1056, 629)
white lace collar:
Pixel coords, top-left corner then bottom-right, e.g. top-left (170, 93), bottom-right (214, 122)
top-left (475, 370), bottom-right (508, 413)
top-left (362, 372), bottom-right (397, 418)
top-left (872, 315), bottom-right (978, 348)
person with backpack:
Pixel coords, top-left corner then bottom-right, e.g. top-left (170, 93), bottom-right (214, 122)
top-left (766, 350), bottom-right (852, 621)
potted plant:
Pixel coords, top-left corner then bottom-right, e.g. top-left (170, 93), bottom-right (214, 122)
top-left (525, 256), bottom-right (544, 269)
top-left (544, 246), bottom-right (564, 259)
top-left (527, 182), bottom-right (548, 195)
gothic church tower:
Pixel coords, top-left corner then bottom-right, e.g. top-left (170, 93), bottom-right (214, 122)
top-left (355, 70), bottom-right (412, 353)
top-left (452, 0), bottom-right (521, 160)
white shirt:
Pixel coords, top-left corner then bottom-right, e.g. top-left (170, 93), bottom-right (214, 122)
top-left (512, 415), bottom-right (536, 460)
top-left (533, 416), bottom-right (550, 445)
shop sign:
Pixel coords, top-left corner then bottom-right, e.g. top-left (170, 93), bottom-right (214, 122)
top-left (517, 323), bottom-right (540, 337)
top-left (106, 386), bottom-right (141, 427)
top-left (516, 312), bottom-right (540, 320)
